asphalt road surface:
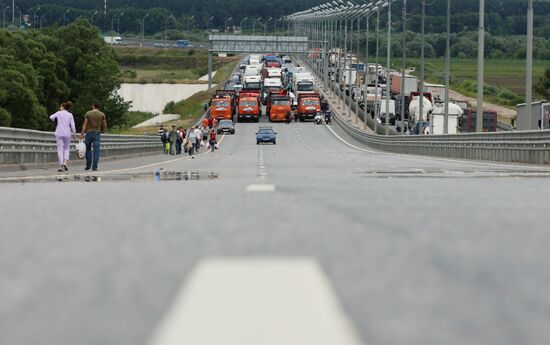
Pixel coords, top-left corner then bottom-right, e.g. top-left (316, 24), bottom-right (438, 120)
top-left (1, 116), bottom-right (550, 345)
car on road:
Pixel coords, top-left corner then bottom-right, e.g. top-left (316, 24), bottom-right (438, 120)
top-left (217, 119), bottom-right (235, 135)
top-left (256, 126), bottom-right (277, 145)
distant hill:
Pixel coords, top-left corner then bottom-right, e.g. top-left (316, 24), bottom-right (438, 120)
top-left (12, 0), bottom-right (550, 38)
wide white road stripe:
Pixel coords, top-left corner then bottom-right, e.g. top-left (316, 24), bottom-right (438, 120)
top-left (148, 257), bottom-right (364, 345)
top-left (246, 184), bottom-right (275, 192)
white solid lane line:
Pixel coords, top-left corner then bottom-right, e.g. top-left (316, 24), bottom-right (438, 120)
top-left (148, 257), bottom-right (364, 345)
top-left (246, 184), bottom-right (275, 192)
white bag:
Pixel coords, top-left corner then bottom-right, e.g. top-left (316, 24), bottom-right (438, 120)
top-left (76, 140), bottom-right (86, 159)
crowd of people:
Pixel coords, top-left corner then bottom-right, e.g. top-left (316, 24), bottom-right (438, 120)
top-left (157, 116), bottom-right (219, 157)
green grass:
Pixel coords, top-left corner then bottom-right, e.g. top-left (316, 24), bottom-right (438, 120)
top-left (122, 57), bottom-right (241, 135)
top-left (109, 111), bottom-right (157, 133)
top-left (115, 46), bottom-right (239, 84)
top-left (399, 58), bottom-right (549, 108)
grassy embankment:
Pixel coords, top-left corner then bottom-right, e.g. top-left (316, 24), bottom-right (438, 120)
top-left (113, 47), bottom-right (240, 134)
top-left (122, 56), bottom-right (241, 135)
top-left (405, 58), bottom-right (548, 108)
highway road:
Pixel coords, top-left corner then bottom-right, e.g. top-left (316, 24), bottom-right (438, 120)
top-left (1, 115), bottom-right (550, 345)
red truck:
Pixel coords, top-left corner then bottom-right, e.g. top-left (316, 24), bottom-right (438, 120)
top-left (237, 91), bottom-right (261, 122)
top-left (297, 92), bottom-right (321, 121)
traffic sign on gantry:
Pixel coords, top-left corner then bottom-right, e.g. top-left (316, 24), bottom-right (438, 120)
top-left (209, 35), bottom-right (309, 54)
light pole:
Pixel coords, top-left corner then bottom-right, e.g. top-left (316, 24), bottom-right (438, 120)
top-left (476, 0), bottom-right (485, 132)
top-left (264, 17), bottom-right (272, 36)
top-left (365, 7), bottom-right (379, 131)
top-left (224, 17), bottom-right (232, 33)
top-left (11, 0), bottom-right (14, 23)
top-left (526, 0), bottom-right (533, 129)
top-left (33, 6), bottom-right (40, 29)
top-left (400, 0), bottom-right (407, 133)
top-left (239, 17), bottom-right (248, 34)
top-left (165, 14), bottom-right (175, 48)
top-left (63, 9), bottom-right (70, 26)
top-left (384, 0), bottom-right (391, 135)
top-left (117, 12), bottom-right (124, 34)
top-left (206, 16), bottom-right (214, 32)
top-left (3, 6), bottom-right (9, 28)
top-left (417, 1), bottom-right (428, 133)
top-left (253, 17), bottom-right (261, 36)
top-left (187, 15), bottom-right (194, 32)
top-left (91, 10), bottom-right (98, 26)
top-left (141, 13), bottom-right (149, 48)
top-left (444, 0), bottom-right (451, 134)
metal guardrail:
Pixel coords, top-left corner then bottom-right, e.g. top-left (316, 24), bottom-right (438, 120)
top-left (0, 127), bottom-right (161, 165)
top-left (300, 56), bottom-right (550, 165)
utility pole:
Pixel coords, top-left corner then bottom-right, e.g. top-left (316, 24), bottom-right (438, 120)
top-left (476, 0), bottom-right (485, 132)
top-left (444, 0), bottom-right (451, 134)
top-left (400, 0), bottom-right (407, 134)
top-left (526, 0), bottom-right (533, 129)
top-left (418, 1), bottom-right (425, 133)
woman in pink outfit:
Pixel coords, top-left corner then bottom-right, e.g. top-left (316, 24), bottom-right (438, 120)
top-left (50, 102), bottom-right (76, 172)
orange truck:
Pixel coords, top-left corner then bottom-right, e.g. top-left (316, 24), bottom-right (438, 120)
top-left (237, 91), bottom-right (261, 122)
top-left (297, 92), bottom-right (321, 121)
top-left (210, 95), bottom-right (233, 120)
top-left (266, 91), bottom-right (292, 122)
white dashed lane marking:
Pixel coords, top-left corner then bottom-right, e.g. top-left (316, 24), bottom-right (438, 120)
top-left (148, 257), bottom-right (364, 345)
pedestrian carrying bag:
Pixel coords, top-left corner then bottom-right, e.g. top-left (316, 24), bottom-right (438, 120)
top-left (76, 140), bottom-right (86, 159)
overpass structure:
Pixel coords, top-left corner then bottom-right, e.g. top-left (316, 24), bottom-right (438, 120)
top-left (206, 34), bottom-right (309, 88)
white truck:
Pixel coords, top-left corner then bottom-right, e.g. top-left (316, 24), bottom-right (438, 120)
top-left (244, 75), bottom-right (262, 90)
top-left (262, 78), bottom-right (283, 101)
top-left (244, 65), bottom-right (261, 77)
top-left (103, 36), bottom-right (122, 45)
top-left (293, 72), bottom-right (315, 97)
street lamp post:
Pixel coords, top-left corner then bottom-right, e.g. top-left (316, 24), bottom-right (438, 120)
top-left (444, 0), bottom-right (451, 134)
top-left (117, 12), bottom-right (124, 34)
top-left (206, 16), bottom-right (214, 33)
top-left (400, 0), bottom-right (407, 133)
top-left (384, 0), bottom-right (391, 135)
top-left (240, 17), bottom-right (248, 34)
top-left (264, 17), bottom-right (272, 36)
top-left (165, 14), bottom-right (175, 48)
top-left (224, 17), bottom-right (232, 33)
top-left (63, 9), bottom-right (70, 26)
top-left (418, 0), bottom-right (426, 133)
top-left (141, 13), bottom-right (150, 48)
top-left (253, 17), bottom-right (261, 36)
top-left (3, 6), bottom-right (9, 28)
top-left (91, 10), bottom-right (98, 26)
top-left (187, 16), bottom-right (194, 32)
top-left (476, 0), bottom-right (485, 132)
top-left (33, 6), bottom-right (40, 29)
top-left (526, 0), bottom-right (533, 129)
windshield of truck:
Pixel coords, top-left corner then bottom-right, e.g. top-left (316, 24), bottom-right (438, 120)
top-left (272, 100), bottom-right (290, 106)
top-left (302, 99), bottom-right (320, 106)
top-left (212, 101), bottom-right (229, 107)
top-left (297, 83), bottom-right (314, 91)
top-left (240, 100), bottom-right (257, 107)
top-left (246, 82), bottom-right (261, 89)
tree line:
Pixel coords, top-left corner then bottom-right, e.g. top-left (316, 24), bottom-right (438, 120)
top-left (8, 0), bottom-right (550, 38)
top-left (0, 20), bottom-right (129, 130)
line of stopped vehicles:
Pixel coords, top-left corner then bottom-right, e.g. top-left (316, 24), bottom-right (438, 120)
top-left (207, 54), bottom-right (329, 145)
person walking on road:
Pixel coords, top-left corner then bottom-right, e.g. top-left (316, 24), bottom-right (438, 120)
top-left (209, 129), bottom-right (217, 152)
top-left (168, 125), bottom-right (178, 155)
top-left (80, 100), bottom-right (107, 171)
top-left (187, 127), bottom-right (197, 156)
top-left (194, 126), bottom-right (202, 152)
top-left (50, 101), bottom-right (76, 172)
top-left (285, 111), bottom-right (291, 124)
top-left (176, 127), bottom-right (184, 155)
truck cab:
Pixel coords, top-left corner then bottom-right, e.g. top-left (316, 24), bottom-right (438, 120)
top-left (298, 92), bottom-right (321, 121)
top-left (210, 96), bottom-right (233, 120)
top-left (266, 92), bottom-right (292, 122)
top-left (237, 92), bottom-right (261, 122)
top-left (293, 72), bottom-right (315, 98)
